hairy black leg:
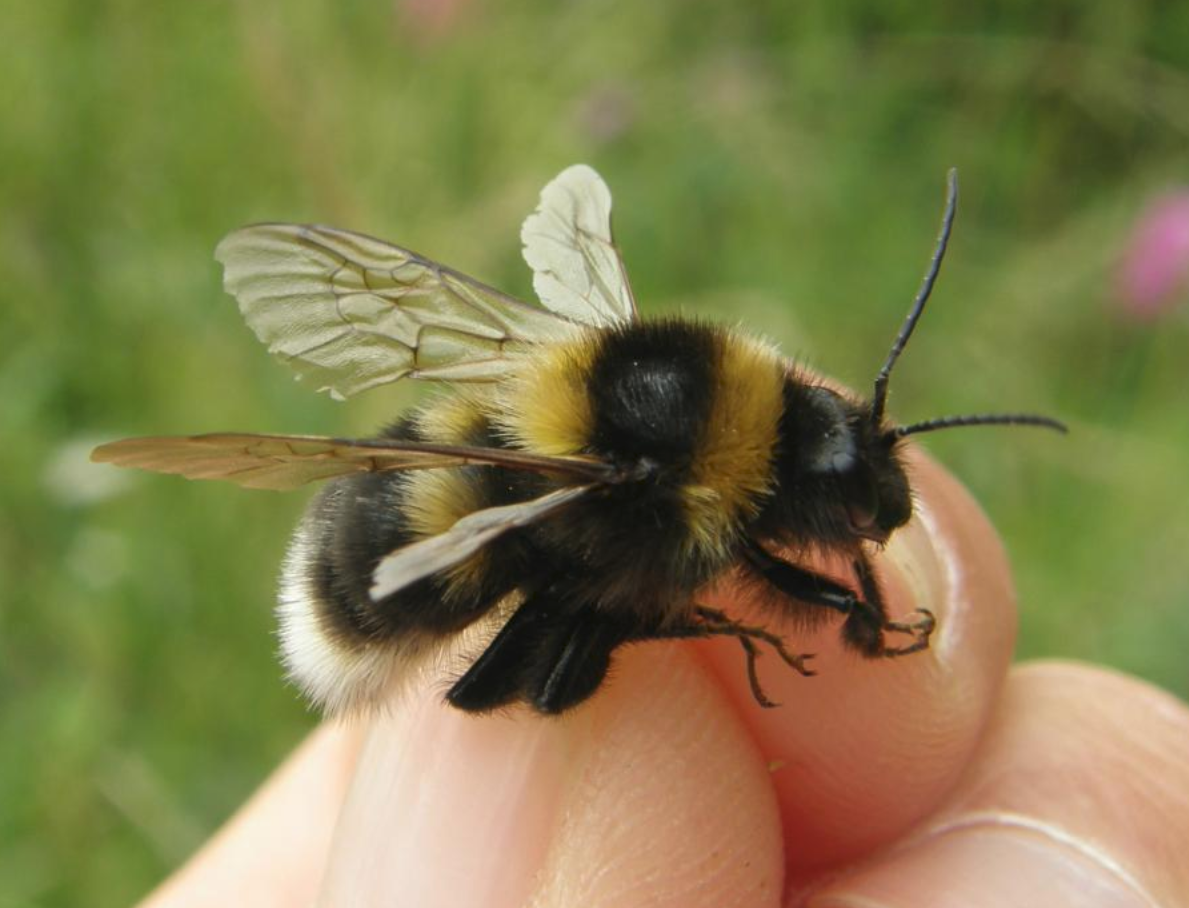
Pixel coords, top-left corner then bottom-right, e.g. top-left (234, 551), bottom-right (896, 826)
top-left (635, 605), bottom-right (815, 708)
top-left (527, 601), bottom-right (819, 713)
top-left (692, 605), bottom-right (816, 678)
top-left (745, 539), bottom-right (935, 658)
top-left (742, 539), bottom-right (861, 615)
top-left (450, 590), bottom-right (639, 715)
top-left (738, 635), bottom-right (776, 708)
top-left (743, 538), bottom-right (884, 654)
top-left (525, 611), bottom-right (633, 715)
top-left (851, 553), bottom-right (935, 657)
top-left (446, 591), bottom-right (561, 713)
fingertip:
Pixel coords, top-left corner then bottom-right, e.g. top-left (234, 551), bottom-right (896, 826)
top-left (698, 448), bottom-right (1018, 873)
top-left (930, 661), bottom-right (1189, 904)
top-left (803, 662), bottom-right (1189, 907)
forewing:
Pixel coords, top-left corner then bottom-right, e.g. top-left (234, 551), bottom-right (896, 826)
top-left (216, 224), bottom-right (580, 399)
top-left (520, 164), bottom-right (638, 328)
top-left (91, 433), bottom-right (612, 491)
top-left (370, 485), bottom-right (592, 600)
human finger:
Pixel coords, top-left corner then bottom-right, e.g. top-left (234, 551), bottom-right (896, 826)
top-left (319, 643), bottom-right (785, 908)
top-left (138, 721), bottom-right (364, 908)
top-left (697, 447), bottom-right (1019, 876)
top-left (319, 444), bottom-right (1027, 903)
top-left (799, 661), bottom-right (1189, 907)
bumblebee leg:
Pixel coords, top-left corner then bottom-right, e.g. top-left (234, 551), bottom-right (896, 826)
top-left (851, 554), bottom-right (936, 657)
top-left (446, 592), bottom-right (559, 713)
top-left (876, 610), bottom-right (936, 656)
top-left (525, 611), bottom-right (632, 715)
top-left (744, 540), bottom-right (936, 658)
top-left (449, 594), bottom-right (634, 716)
top-left (694, 604), bottom-right (817, 695)
top-left (742, 539), bottom-right (862, 616)
top-left (640, 606), bottom-right (815, 708)
top-left (738, 635), bottom-right (776, 709)
top-left (742, 539), bottom-right (883, 655)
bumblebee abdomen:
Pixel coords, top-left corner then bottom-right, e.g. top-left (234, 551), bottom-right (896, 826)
top-left (278, 397), bottom-right (530, 712)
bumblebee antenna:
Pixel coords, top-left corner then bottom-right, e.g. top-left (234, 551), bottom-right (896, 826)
top-left (891, 412), bottom-right (1068, 439)
top-left (870, 168), bottom-right (959, 426)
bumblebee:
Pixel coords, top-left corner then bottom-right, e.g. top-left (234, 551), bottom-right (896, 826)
top-left (93, 165), bottom-right (1064, 715)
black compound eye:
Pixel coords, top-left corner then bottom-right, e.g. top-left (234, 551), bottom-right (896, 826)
top-left (802, 387), bottom-right (857, 475)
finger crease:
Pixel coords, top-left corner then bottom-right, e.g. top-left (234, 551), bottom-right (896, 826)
top-left (913, 810), bottom-right (1162, 908)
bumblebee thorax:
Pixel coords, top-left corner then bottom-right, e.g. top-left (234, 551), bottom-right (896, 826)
top-left (499, 320), bottom-right (786, 559)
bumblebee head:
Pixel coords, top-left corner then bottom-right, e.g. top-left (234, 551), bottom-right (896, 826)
top-left (771, 384), bottom-right (911, 546)
top-left (766, 169), bottom-right (1066, 549)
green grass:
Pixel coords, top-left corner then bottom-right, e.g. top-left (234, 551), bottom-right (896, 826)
top-left (4, 1), bottom-right (1189, 904)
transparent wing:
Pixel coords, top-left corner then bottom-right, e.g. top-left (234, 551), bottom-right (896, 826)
top-left (215, 224), bottom-right (581, 400)
top-left (520, 164), bottom-right (638, 328)
top-left (91, 433), bottom-right (613, 491)
top-left (370, 485), bottom-right (592, 600)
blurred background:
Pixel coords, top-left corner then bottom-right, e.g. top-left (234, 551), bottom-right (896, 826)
top-left (4, 1), bottom-right (1189, 904)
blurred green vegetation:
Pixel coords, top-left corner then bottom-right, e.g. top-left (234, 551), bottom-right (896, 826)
top-left (4, 0), bottom-right (1189, 904)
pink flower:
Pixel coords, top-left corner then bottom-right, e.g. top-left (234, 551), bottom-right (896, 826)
top-left (1117, 191), bottom-right (1189, 320)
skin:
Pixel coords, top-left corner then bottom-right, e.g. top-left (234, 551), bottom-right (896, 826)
top-left (139, 449), bottom-right (1189, 908)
